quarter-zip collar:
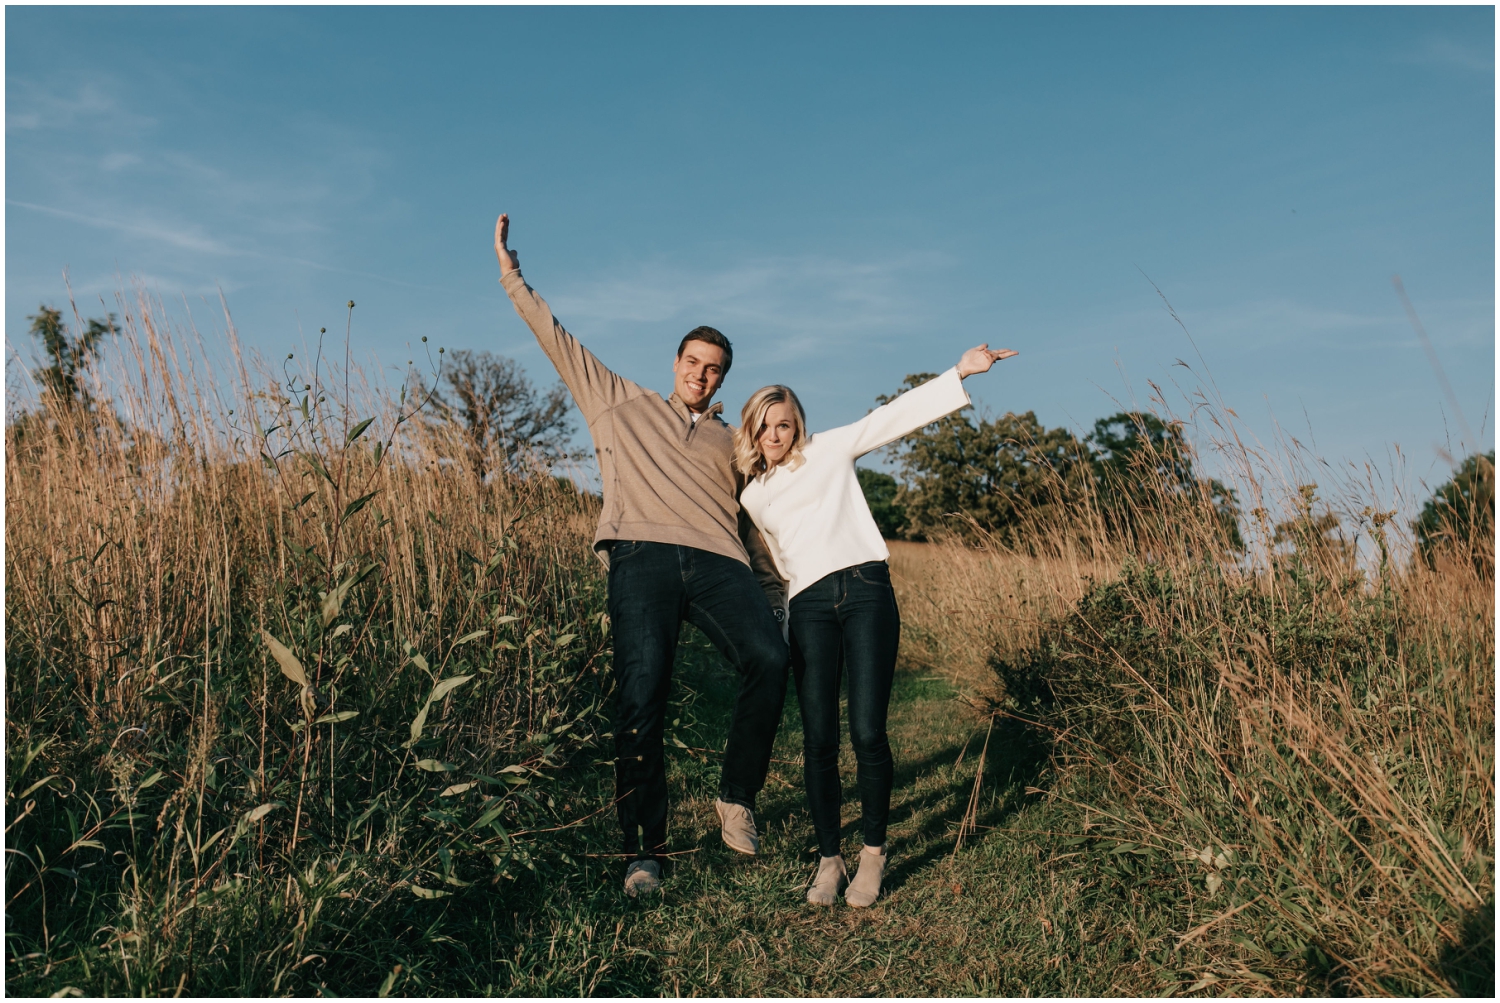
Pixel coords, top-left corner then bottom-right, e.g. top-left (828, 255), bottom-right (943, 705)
top-left (668, 393), bottom-right (722, 441)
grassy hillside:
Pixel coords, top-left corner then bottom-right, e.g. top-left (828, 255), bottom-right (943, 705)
top-left (892, 540), bottom-right (1494, 996)
top-left (6, 300), bottom-right (1492, 996)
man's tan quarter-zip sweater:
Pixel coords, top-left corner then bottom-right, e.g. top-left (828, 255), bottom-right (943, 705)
top-left (501, 267), bottom-right (785, 604)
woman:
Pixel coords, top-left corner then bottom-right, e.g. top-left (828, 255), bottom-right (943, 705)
top-left (735, 344), bottom-right (1017, 907)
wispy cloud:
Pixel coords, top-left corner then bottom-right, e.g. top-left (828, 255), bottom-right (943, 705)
top-left (1399, 35), bottom-right (1494, 75)
top-left (1193, 298), bottom-right (1403, 343)
top-left (550, 250), bottom-right (953, 364)
top-left (7, 80), bottom-right (154, 132)
top-left (6, 199), bottom-right (452, 294)
top-left (1178, 294), bottom-right (1496, 355)
top-left (8, 199), bottom-right (235, 255)
top-left (8, 72), bottom-right (408, 290)
top-left (100, 152), bottom-right (142, 172)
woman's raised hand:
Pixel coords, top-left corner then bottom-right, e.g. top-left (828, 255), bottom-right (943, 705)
top-left (956, 344), bottom-right (1019, 378)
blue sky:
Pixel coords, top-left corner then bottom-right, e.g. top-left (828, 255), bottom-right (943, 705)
top-left (6, 6), bottom-right (1494, 503)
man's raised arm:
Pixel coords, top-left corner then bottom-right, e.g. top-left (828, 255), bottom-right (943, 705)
top-left (495, 213), bottom-right (640, 423)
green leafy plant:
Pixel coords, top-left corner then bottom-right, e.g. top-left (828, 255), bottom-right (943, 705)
top-left (5, 295), bottom-right (612, 996)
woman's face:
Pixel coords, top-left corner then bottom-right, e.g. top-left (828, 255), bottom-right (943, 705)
top-left (756, 402), bottom-right (797, 467)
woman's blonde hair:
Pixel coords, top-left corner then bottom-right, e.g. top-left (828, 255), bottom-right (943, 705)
top-left (734, 384), bottom-right (808, 477)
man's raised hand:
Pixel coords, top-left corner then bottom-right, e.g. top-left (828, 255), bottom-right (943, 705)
top-left (957, 343), bottom-right (1019, 378)
top-left (495, 213), bottom-right (519, 275)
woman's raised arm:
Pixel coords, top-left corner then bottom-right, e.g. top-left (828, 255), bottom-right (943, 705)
top-left (833, 344), bottom-right (1019, 459)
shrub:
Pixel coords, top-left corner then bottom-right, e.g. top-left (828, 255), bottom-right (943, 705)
top-left (878, 373), bottom-right (1093, 544)
top-left (1088, 411), bottom-right (1243, 554)
top-left (1414, 450), bottom-right (1495, 577)
top-left (426, 348), bottom-right (574, 480)
top-left (877, 377), bottom-right (1240, 557)
top-left (856, 466), bottom-right (908, 538)
top-left (992, 555), bottom-right (1492, 995)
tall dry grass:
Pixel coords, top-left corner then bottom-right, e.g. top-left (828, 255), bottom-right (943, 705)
top-left (887, 389), bottom-right (1493, 994)
top-left (5, 290), bottom-right (1491, 995)
top-left (889, 538), bottom-right (1111, 693)
top-left (6, 293), bottom-right (610, 995)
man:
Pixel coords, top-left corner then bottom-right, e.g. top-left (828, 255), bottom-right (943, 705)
top-left (493, 213), bottom-right (789, 897)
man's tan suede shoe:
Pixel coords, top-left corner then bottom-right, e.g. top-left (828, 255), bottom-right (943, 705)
top-left (714, 798), bottom-right (760, 856)
top-left (623, 859), bottom-right (661, 897)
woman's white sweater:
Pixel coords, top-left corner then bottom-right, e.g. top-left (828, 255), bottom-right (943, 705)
top-left (739, 368), bottom-right (971, 601)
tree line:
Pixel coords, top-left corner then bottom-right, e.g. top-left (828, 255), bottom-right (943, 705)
top-left (855, 371), bottom-right (1244, 552)
top-left (17, 307), bottom-right (1494, 572)
top-left (856, 371), bottom-right (1492, 573)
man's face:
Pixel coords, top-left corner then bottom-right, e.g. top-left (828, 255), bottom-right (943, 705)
top-left (672, 340), bottom-right (727, 412)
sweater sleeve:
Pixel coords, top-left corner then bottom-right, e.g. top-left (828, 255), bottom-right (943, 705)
top-left (500, 269), bottom-right (643, 423)
top-left (824, 367), bottom-right (972, 459)
top-left (739, 508), bottom-right (788, 612)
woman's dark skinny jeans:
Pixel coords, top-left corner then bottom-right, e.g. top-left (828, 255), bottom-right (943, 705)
top-left (789, 560), bottom-right (900, 858)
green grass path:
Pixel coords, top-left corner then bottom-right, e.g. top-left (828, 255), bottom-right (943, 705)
top-left (483, 630), bottom-right (1176, 997)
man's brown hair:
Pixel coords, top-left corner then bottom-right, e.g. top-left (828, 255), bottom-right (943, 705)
top-left (677, 326), bottom-right (732, 376)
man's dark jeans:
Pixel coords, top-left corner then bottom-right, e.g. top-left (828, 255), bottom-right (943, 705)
top-left (606, 541), bottom-right (789, 860)
top-left (789, 560), bottom-right (901, 858)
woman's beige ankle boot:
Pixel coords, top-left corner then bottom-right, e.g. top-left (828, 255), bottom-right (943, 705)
top-left (806, 854), bottom-right (847, 906)
top-left (845, 845), bottom-right (886, 907)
